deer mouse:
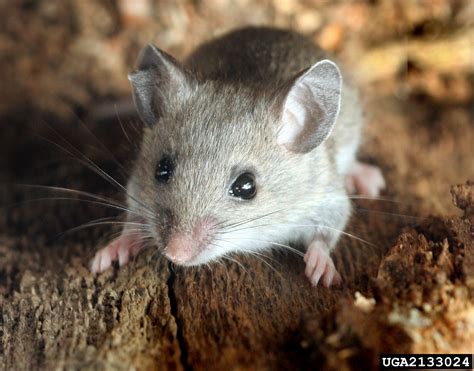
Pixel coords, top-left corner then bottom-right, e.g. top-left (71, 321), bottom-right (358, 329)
top-left (90, 27), bottom-right (385, 287)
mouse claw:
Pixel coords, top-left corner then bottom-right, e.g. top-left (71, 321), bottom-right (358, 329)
top-left (90, 233), bottom-right (143, 274)
top-left (304, 240), bottom-right (342, 288)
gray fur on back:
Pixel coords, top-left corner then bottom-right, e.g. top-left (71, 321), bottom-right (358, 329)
top-left (185, 26), bottom-right (362, 174)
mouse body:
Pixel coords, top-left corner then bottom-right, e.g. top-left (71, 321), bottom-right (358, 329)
top-left (91, 27), bottom-right (385, 287)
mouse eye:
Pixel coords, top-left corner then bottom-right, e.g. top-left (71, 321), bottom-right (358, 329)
top-left (229, 172), bottom-right (257, 200)
top-left (155, 156), bottom-right (174, 183)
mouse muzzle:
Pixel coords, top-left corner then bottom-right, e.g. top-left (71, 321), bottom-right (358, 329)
top-left (164, 217), bottom-right (217, 265)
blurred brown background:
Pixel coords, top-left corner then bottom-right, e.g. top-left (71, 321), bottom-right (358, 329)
top-left (1, 0), bottom-right (472, 117)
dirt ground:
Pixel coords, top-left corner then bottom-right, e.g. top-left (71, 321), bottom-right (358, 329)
top-left (0, 0), bottom-right (473, 370)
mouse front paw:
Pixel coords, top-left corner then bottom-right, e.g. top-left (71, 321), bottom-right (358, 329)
top-left (90, 233), bottom-right (143, 273)
top-left (345, 161), bottom-right (385, 198)
top-left (304, 239), bottom-right (342, 288)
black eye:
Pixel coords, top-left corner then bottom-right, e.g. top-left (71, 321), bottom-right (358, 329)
top-left (155, 156), bottom-right (174, 183)
top-left (229, 172), bottom-right (257, 200)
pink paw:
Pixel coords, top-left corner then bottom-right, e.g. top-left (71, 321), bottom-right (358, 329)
top-left (90, 233), bottom-right (143, 273)
top-left (346, 161), bottom-right (385, 197)
top-left (304, 240), bottom-right (342, 287)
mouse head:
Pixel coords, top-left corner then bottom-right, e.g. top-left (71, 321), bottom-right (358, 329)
top-left (127, 44), bottom-right (342, 265)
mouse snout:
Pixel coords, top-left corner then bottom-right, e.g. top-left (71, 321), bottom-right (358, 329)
top-left (164, 217), bottom-right (217, 265)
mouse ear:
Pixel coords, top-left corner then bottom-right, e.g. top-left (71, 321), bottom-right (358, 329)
top-left (128, 44), bottom-right (190, 126)
top-left (276, 60), bottom-right (342, 153)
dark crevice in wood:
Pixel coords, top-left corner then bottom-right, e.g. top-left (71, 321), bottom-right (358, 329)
top-left (167, 263), bottom-right (190, 370)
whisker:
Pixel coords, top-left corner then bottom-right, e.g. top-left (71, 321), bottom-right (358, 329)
top-left (218, 257), bottom-right (232, 282)
top-left (60, 220), bottom-right (150, 237)
top-left (217, 254), bottom-right (249, 276)
top-left (208, 240), bottom-right (250, 276)
top-left (114, 105), bottom-right (137, 150)
top-left (348, 195), bottom-right (402, 203)
top-left (208, 238), bottom-right (284, 278)
top-left (103, 229), bottom-right (152, 243)
top-left (9, 183), bottom-right (159, 223)
top-left (36, 125), bottom-right (158, 220)
top-left (70, 112), bottom-right (127, 173)
top-left (219, 209), bottom-right (285, 232)
top-left (4, 195), bottom-right (134, 216)
top-left (217, 236), bottom-right (305, 258)
top-left (243, 251), bottom-right (284, 279)
top-left (11, 183), bottom-right (124, 207)
top-left (244, 250), bottom-right (283, 267)
top-left (221, 223), bottom-right (375, 248)
top-left (353, 207), bottom-right (424, 221)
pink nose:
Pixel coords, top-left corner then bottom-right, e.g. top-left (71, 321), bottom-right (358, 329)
top-left (165, 218), bottom-right (216, 265)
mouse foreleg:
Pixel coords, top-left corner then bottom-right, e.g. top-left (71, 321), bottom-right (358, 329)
top-left (304, 194), bottom-right (350, 287)
top-left (304, 237), bottom-right (342, 287)
top-left (90, 222), bottom-right (145, 273)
